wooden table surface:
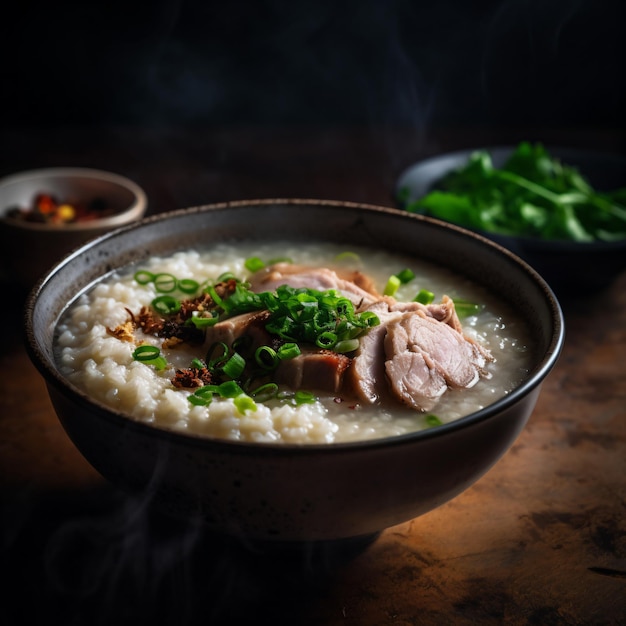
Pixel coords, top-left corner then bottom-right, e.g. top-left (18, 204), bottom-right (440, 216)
top-left (1, 125), bottom-right (624, 626)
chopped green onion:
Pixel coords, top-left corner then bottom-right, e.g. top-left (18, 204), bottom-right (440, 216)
top-left (152, 295), bottom-right (181, 315)
top-left (334, 297), bottom-right (353, 317)
top-left (384, 275), bottom-right (401, 296)
top-left (395, 268), bottom-right (415, 284)
top-left (134, 270), bottom-right (155, 285)
top-left (425, 414), bottom-right (442, 427)
top-left (218, 380), bottom-right (245, 398)
top-left (206, 342), bottom-right (230, 370)
top-left (255, 345), bottom-right (279, 370)
top-left (206, 284), bottom-right (224, 308)
top-left (177, 278), bottom-right (200, 294)
top-left (245, 256), bottom-right (266, 272)
top-left (316, 331), bottom-right (337, 350)
top-left (222, 352), bottom-right (246, 379)
top-left (334, 251), bottom-right (361, 262)
top-left (133, 270), bottom-right (203, 296)
top-left (190, 358), bottom-right (205, 369)
top-left (277, 342), bottom-right (301, 360)
top-left (294, 390), bottom-right (316, 405)
top-left (188, 394), bottom-right (210, 407)
top-left (276, 389), bottom-right (317, 406)
top-left (151, 357), bottom-right (168, 370)
top-left (414, 289), bottom-right (435, 305)
top-left (188, 384), bottom-right (220, 406)
top-left (132, 345), bottom-right (161, 361)
top-left (250, 382), bottom-right (279, 402)
top-left (334, 338), bottom-right (360, 353)
top-left (359, 311), bottom-right (380, 327)
top-left (132, 345), bottom-right (168, 370)
top-left (188, 311), bottom-right (219, 328)
top-left (453, 298), bottom-right (482, 318)
top-left (276, 390), bottom-right (291, 399)
top-left (197, 384), bottom-right (220, 396)
top-left (267, 257), bottom-right (292, 265)
top-left (234, 395), bottom-right (257, 414)
top-left (216, 272), bottom-right (236, 282)
top-left (246, 284), bottom-right (379, 350)
top-left (189, 381), bottom-right (250, 407)
top-left (154, 273), bottom-right (177, 293)
top-left (219, 282), bottom-right (263, 314)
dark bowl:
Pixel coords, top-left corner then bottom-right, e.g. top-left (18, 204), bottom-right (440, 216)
top-left (24, 199), bottom-right (564, 543)
top-left (395, 147), bottom-right (626, 296)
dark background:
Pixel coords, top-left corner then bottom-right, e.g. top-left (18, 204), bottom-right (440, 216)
top-left (1, 4), bottom-right (625, 625)
top-left (2, 0), bottom-right (624, 137)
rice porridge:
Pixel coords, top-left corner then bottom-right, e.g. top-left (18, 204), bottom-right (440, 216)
top-left (54, 241), bottom-right (533, 444)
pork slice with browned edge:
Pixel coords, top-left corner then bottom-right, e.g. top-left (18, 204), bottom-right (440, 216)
top-left (343, 300), bottom-right (402, 404)
top-left (248, 263), bottom-right (380, 308)
top-left (274, 348), bottom-right (351, 394)
top-left (384, 311), bottom-right (492, 411)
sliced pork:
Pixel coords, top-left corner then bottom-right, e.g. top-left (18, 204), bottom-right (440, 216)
top-left (390, 295), bottom-right (463, 333)
top-left (203, 264), bottom-right (492, 411)
top-left (274, 349), bottom-right (351, 394)
top-left (248, 263), bottom-right (381, 308)
top-left (384, 311), bottom-right (492, 411)
top-left (344, 300), bottom-right (403, 404)
top-left (202, 309), bottom-right (351, 394)
top-left (202, 310), bottom-right (271, 350)
top-left (346, 299), bottom-right (493, 411)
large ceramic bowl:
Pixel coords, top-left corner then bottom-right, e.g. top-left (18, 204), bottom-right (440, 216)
top-left (24, 199), bottom-right (564, 543)
top-left (396, 147), bottom-right (626, 296)
top-left (0, 167), bottom-right (147, 288)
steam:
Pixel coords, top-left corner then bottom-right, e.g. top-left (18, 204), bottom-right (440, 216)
top-left (43, 492), bottom-right (203, 626)
top-left (2, 0), bottom-right (622, 130)
top-left (112, 1), bottom-right (436, 130)
top-left (0, 487), bottom-right (374, 625)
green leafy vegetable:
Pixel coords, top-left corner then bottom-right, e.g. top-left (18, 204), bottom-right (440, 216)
top-left (401, 142), bottom-right (626, 242)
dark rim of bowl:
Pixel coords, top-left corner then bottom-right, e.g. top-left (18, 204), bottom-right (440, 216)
top-left (23, 198), bottom-right (565, 455)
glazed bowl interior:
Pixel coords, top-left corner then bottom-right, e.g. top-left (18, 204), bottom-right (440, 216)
top-left (25, 199), bottom-right (564, 542)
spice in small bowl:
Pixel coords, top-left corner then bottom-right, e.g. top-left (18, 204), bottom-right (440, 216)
top-left (0, 167), bottom-right (147, 288)
top-left (5, 192), bottom-right (116, 225)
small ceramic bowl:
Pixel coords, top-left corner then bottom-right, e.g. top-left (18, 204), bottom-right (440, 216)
top-left (24, 199), bottom-right (564, 544)
top-left (0, 167), bottom-right (147, 288)
top-left (395, 147), bottom-right (626, 295)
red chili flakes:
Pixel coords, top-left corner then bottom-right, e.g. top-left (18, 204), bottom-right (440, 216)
top-left (4, 192), bottom-right (115, 224)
